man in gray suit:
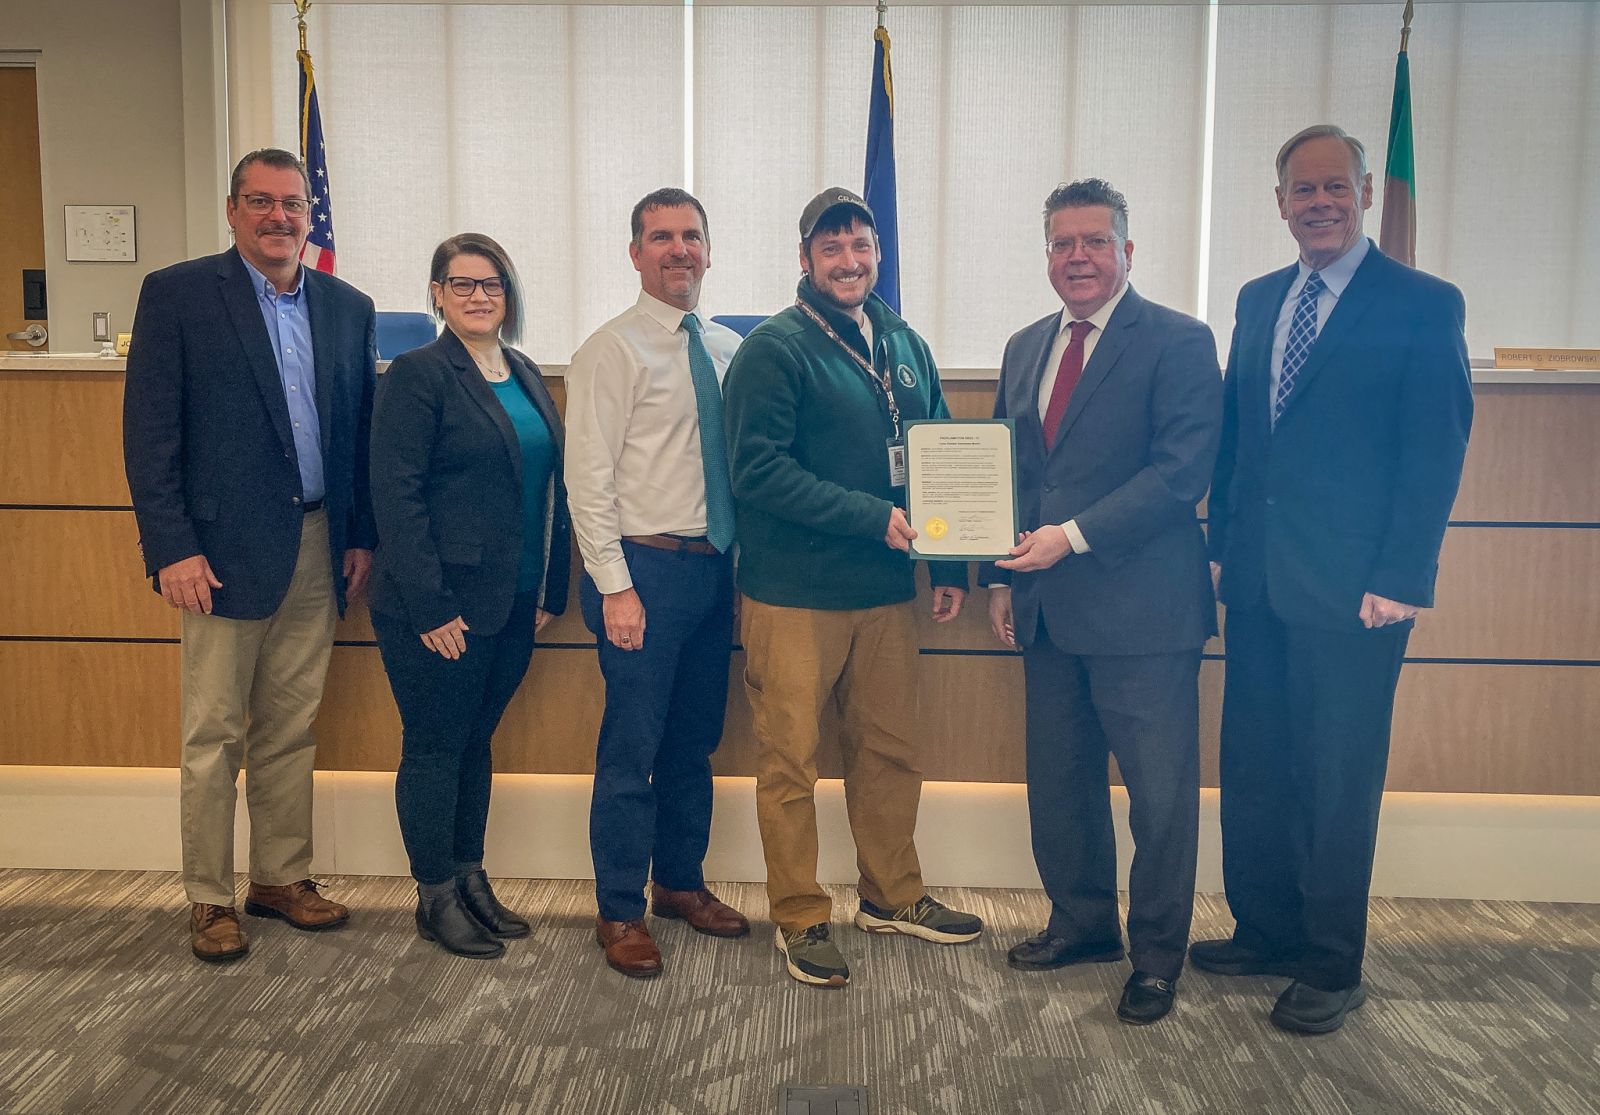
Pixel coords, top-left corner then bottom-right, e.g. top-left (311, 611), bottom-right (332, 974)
top-left (981, 179), bottom-right (1222, 1024)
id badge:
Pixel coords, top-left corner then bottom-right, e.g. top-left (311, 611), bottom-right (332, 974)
top-left (886, 437), bottom-right (907, 488)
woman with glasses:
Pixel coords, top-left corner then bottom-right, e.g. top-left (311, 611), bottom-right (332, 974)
top-left (368, 233), bottom-right (571, 958)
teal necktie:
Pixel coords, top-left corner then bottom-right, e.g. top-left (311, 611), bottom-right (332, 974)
top-left (681, 314), bottom-right (736, 553)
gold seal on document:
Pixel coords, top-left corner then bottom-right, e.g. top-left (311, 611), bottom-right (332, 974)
top-left (925, 517), bottom-right (949, 539)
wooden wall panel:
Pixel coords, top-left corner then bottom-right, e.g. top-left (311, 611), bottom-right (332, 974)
top-left (0, 371), bottom-right (569, 509)
top-left (1453, 387), bottom-right (1600, 523)
top-left (0, 508), bottom-right (597, 648)
top-left (911, 528), bottom-right (1600, 663)
top-left (5, 369), bottom-right (1599, 797)
top-left (949, 381), bottom-right (1600, 525)
top-left (915, 654), bottom-right (1027, 782)
top-left (0, 642), bottom-right (180, 766)
top-left (0, 509), bottom-right (173, 638)
top-left (0, 372), bottom-right (132, 505)
top-left (334, 604), bottom-right (376, 644)
top-left (4, 641), bottom-right (1598, 795)
top-left (943, 381), bottom-right (996, 421)
top-left (7, 373), bottom-right (1596, 523)
top-left (1389, 664), bottom-right (1600, 794)
top-left (311, 647), bottom-right (400, 770)
top-left (1417, 528), bottom-right (1600, 660)
top-left (1199, 659), bottom-right (1223, 787)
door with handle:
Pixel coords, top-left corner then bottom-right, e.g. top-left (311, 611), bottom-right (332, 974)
top-left (1, 66), bottom-right (48, 352)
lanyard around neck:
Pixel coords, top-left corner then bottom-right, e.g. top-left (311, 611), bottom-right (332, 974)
top-left (795, 299), bottom-right (901, 438)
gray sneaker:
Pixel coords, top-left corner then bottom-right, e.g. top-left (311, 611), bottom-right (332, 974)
top-left (775, 923), bottom-right (850, 987)
top-left (854, 894), bottom-right (983, 944)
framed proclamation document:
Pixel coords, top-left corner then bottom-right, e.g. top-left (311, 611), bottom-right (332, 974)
top-left (904, 419), bottom-right (1019, 562)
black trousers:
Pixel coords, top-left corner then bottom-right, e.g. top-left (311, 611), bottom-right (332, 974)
top-left (1022, 617), bottom-right (1202, 981)
top-left (372, 595), bottom-right (538, 886)
top-left (1218, 602), bottom-right (1410, 991)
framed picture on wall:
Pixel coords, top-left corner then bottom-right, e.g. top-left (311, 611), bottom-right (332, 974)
top-left (64, 204), bottom-right (137, 263)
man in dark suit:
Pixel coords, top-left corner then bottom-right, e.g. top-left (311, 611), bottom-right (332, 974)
top-left (982, 179), bottom-right (1222, 1024)
top-left (1194, 125), bottom-right (1472, 1033)
top-left (124, 148), bottom-right (377, 963)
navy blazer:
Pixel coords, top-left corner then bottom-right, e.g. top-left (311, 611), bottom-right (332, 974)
top-left (1208, 242), bottom-right (1473, 632)
top-left (123, 248), bottom-right (377, 621)
top-left (981, 285), bottom-right (1223, 656)
top-left (368, 328), bottom-right (572, 637)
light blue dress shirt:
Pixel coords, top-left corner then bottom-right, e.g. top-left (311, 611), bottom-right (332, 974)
top-left (240, 255), bottom-right (324, 502)
top-left (1268, 236), bottom-right (1371, 414)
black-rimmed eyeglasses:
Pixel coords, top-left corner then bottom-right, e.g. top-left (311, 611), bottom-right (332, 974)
top-left (442, 276), bottom-right (507, 297)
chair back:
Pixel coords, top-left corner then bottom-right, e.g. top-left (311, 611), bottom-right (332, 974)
top-left (375, 312), bottom-right (437, 359)
top-left (710, 314), bottom-right (768, 338)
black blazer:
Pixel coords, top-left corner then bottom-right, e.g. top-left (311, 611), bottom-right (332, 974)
top-left (981, 286), bottom-right (1223, 655)
top-left (368, 328), bottom-right (571, 637)
top-left (123, 248), bottom-right (377, 620)
top-left (1208, 242), bottom-right (1473, 632)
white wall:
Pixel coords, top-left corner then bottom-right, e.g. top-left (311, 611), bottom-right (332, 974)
top-left (2, 0), bottom-right (226, 353)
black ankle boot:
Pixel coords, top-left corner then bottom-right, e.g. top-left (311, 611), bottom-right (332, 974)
top-left (457, 870), bottom-right (531, 939)
top-left (415, 889), bottom-right (504, 958)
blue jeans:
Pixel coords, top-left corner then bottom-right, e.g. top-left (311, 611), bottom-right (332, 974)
top-left (581, 542), bottom-right (733, 921)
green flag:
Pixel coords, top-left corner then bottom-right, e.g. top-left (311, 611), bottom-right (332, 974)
top-left (1380, 38), bottom-right (1416, 265)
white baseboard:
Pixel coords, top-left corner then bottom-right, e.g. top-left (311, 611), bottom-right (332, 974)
top-left (1, 767), bottom-right (1595, 903)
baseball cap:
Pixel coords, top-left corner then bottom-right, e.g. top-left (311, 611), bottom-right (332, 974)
top-left (798, 188), bottom-right (875, 238)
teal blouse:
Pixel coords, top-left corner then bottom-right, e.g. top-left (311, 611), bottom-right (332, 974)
top-left (487, 375), bottom-right (555, 595)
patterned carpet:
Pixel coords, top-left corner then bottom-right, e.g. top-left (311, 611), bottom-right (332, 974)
top-left (0, 872), bottom-right (1596, 1115)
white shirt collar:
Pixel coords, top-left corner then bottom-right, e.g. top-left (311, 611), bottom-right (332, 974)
top-left (1296, 236), bottom-right (1370, 298)
top-left (1057, 280), bottom-right (1129, 337)
top-left (636, 288), bottom-right (702, 334)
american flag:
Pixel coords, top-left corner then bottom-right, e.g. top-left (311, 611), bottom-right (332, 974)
top-left (297, 48), bottom-right (337, 274)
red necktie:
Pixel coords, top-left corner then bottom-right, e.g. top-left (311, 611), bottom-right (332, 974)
top-left (1042, 320), bottom-right (1094, 449)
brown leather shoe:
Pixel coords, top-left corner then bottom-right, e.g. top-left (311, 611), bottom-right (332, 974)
top-left (651, 885), bottom-right (750, 938)
top-left (190, 903), bottom-right (250, 962)
top-left (244, 879), bottom-right (349, 931)
top-left (595, 917), bottom-right (663, 978)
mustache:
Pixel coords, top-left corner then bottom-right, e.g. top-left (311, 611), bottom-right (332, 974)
top-left (258, 223), bottom-right (297, 236)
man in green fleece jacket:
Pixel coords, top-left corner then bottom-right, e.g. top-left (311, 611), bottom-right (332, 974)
top-left (723, 188), bottom-right (983, 989)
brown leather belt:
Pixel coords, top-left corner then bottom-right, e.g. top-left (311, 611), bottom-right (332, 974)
top-left (623, 533), bottom-right (719, 556)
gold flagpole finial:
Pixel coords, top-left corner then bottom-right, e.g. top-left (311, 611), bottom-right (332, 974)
top-left (295, 0), bottom-right (311, 55)
top-left (1400, 0), bottom-right (1414, 53)
top-left (876, 0), bottom-right (887, 30)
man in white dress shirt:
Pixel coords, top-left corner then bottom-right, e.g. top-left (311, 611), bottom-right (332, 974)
top-left (565, 188), bottom-right (750, 979)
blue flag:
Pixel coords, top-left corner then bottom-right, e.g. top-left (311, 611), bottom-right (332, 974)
top-left (298, 48), bottom-right (337, 274)
top-left (864, 26), bottom-right (900, 314)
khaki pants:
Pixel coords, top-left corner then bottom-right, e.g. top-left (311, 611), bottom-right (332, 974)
top-left (740, 596), bottom-right (925, 931)
top-left (180, 510), bottom-right (336, 905)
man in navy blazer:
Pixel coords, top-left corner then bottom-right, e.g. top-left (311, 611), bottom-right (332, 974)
top-left (982, 179), bottom-right (1222, 1024)
top-left (1193, 125), bottom-right (1472, 1033)
top-left (124, 149), bottom-right (377, 963)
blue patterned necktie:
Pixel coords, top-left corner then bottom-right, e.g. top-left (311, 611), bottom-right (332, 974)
top-left (681, 314), bottom-right (736, 553)
top-left (1273, 270), bottom-right (1325, 427)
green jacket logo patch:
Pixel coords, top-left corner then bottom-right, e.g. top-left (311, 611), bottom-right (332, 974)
top-left (896, 364), bottom-right (917, 388)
